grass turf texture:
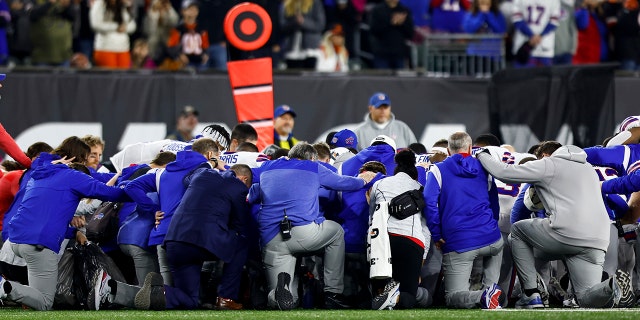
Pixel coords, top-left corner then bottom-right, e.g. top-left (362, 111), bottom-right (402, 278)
top-left (0, 309), bottom-right (639, 320)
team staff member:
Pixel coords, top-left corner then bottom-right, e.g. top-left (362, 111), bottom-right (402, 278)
top-left (249, 142), bottom-right (377, 310)
top-left (125, 138), bottom-right (225, 286)
top-left (163, 164), bottom-right (252, 310)
top-left (273, 105), bottom-right (299, 150)
top-left (424, 132), bottom-right (504, 309)
top-left (353, 92), bottom-right (417, 151)
top-left (477, 141), bottom-right (633, 308)
top-left (0, 136), bottom-right (129, 311)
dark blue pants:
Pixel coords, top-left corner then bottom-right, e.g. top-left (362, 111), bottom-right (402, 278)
top-left (164, 240), bottom-right (248, 309)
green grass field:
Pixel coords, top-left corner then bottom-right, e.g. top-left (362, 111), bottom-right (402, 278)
top-left (1, 309), bottom-right (639, 320)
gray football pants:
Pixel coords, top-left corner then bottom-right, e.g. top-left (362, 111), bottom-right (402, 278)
top-left (510, 218), bottom-right (615, 308)
top-left (443, 236), bottom-right (504, 309)
top-left (7, 243), bottom-right (59, 310)
top-left (156, 245), bottom-right (173, 286)
top-left (262, 221), bottom-right (345, 307)
top-left (120, 244), bottom-right (159, 285)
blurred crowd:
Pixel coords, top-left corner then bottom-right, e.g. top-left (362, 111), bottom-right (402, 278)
top-left (0, 0), bottom-right (638, 72)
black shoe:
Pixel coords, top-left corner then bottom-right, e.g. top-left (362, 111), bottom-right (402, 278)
top-left (614, 269), bottom-right (635, 308)
top-left (275, 272), bottom-right (295, 310)
top-left (134, 272), bottom-right (166, 310)
top-left (324, 292), bottom-right (351, 309)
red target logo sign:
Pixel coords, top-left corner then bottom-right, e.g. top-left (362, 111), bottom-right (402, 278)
top-left (224, 3), bottom-right (272, 51)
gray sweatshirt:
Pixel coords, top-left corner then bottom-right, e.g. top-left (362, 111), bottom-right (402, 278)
top-left (354, 113), bottom-right (417, 151)
top-left (477, 145), bottom-right (610, 252)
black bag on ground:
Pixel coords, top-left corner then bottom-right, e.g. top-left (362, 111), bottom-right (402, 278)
top-left (86, 201), bottom-right (122, 244)
top-left (54, 249), bottom-right (77, 308)
top-left (54, 242), bottom-right (126, 310)
top-left (388, 188), bottom-right (425, 220)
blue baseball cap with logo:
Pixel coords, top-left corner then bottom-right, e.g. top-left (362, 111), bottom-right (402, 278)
top-left (369, 92), bottom-right (391, 108)
top-left (274, 105), bottom-right (297, 118)
top-left (331, 129), bottom-right (358, 148)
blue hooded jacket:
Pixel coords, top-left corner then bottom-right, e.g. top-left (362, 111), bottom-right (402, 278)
top-left (125, 150), bottom-right (207, 246)
top-left (8, 153), bottom-right (129, 252)
top-left (424, 153), bottom-right (500, 254)
top-left (338, 144), bottom-right (395, 253)
top-left (1, 153), bottom-right (46, 242)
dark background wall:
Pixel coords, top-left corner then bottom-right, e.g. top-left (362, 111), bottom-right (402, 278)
top-left (0, 69), bottom-right (636, 157)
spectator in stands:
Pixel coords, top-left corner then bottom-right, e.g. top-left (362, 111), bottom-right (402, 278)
top-left (462, 0), bottom-right (506, 74)
top-left (553, 0), bottom-right (578, 65)
top-left (166, 0), bottom-right (209, 70)
top-left (401, 0), bottom-right (430, 69)
top-left (0, 136), bottom-right (129, 311)
top-left (430, 0), bottom-right (470, 33)
top-left (316, 23), bottom-right (349, 72)
top-left (0, 0), bottom-right (10, 65)
top-left (603, 0), bottom-right (640, 71)
top-left (424, 132), bottom-right (504, 309)
top-left (353, 92), bottom-right (417, 151)
top-left (8, 0), bottom-right (33, 65)
top-left (511, 0), bottom-right (560, 67)
top-left (90, 0), bottom-right (136, 68)
top-left (29, 0), bottom-right (74, 66)
top-left (369, 0), bottom-right (414, 70)
top-left (462, 0), bottom-right (506, 33)
top-left (322, 0), bottom-right (359, 68)
top-left (130, 38), bottom-right (156, 69)
top-left (273, 105), bottom-right (299, 150)
top-left (280, 0), bottom-right (326, 69)
top-left (143, 0), bottom-right (178, 64)
top-left (166, 105), bottom-right (199, 142)
top-left (573, 0), bottom-right (609, 64)
top-left (194, 0), bottom-right (229, 71)
top-left (71, 0), bottom-right (94, 64)
top-left (248, 142), bottom-right (377, 310)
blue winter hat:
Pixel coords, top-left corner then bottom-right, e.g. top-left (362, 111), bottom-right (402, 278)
top-left (369, 92), bottom-right (391, 108)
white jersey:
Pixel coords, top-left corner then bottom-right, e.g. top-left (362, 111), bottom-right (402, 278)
top-left (110, 139), bottom-right (191, 172)
top-left (512, 0), bottom-right (560, 58)
top-left (219, 151), bottom-right (269, 168)
top-left (483, 146), bottom-right (524, 233)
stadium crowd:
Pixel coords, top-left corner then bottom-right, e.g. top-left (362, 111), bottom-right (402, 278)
top-left (0, 0), bottom-right (638, 71)
top-left (0, 92), bottom-right (638, 311)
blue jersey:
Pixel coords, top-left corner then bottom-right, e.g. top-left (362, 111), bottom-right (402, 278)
top-left (585, 145), bottom-right (640, 176)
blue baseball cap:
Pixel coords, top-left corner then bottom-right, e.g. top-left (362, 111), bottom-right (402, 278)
top-left (331, 129), bottom-right (358, 148)
top-left (369, 92), bottom-right (391, 108)
top-left (274, 105), bottom-right (296, 118)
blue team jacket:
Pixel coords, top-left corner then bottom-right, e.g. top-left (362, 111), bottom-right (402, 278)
top-left (8, 153), bottom-right (128, 252)
top-left (424, 153), bottom-right (500, 254)
top-left (125, 150), bottom-right (208, 246)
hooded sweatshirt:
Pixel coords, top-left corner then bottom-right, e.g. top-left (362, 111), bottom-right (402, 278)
top-left (124, 150), bottom-right (208, 246)
top-left (353, 112), bottom-right (417, 151)
top-left (338, 144), bottom-right (395, 253)
top-left (424, 153), bottom-right (500, 254)
top-left (477, 145), bottom-right (611, 252)
top-left (8, 153), bottom-right (128, 252)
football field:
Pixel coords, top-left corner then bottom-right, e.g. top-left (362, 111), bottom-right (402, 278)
top-left (0, 309), bottom-right (639, 320)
